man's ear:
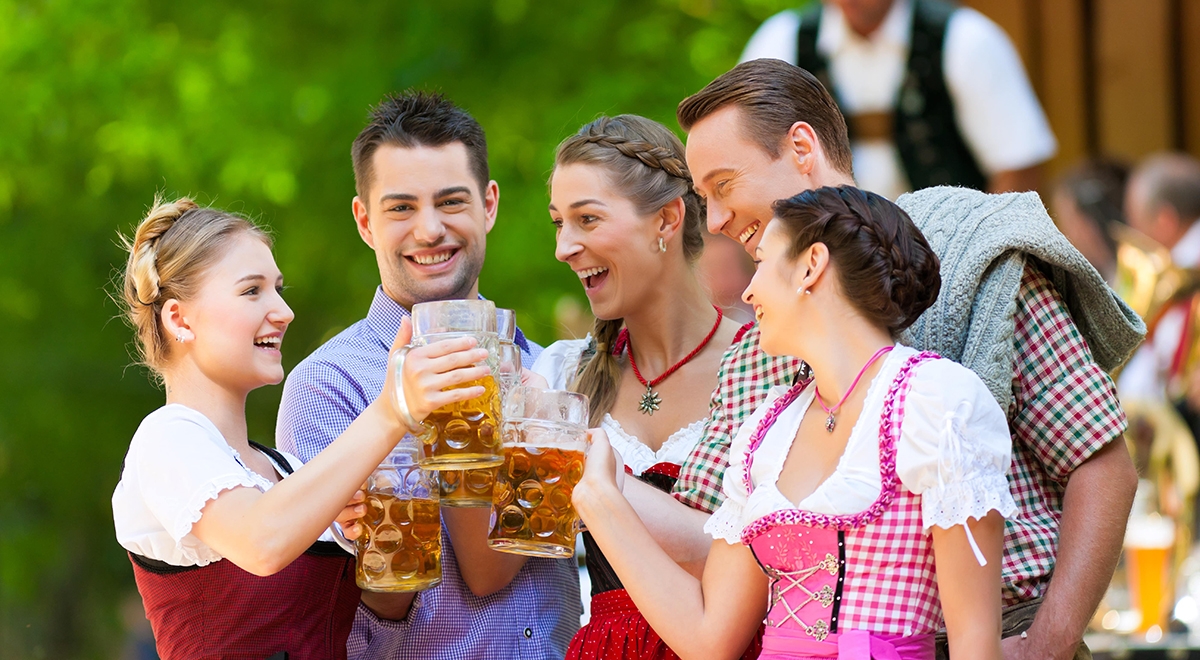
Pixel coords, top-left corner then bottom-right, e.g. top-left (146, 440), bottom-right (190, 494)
top-left (483, 181), bottom-right (500, 234)
top-left (352, 196), bottom-right (376, 249)
top-left (784, 121), bottom-right (820, 176)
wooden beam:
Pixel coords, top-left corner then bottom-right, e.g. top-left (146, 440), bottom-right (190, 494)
top-left (1094, 0), bottom-right (1175, 159)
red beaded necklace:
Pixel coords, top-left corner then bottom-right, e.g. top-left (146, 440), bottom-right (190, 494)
top-left (615, 306), bottom-right (723, 415)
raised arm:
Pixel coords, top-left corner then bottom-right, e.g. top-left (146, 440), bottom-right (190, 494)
top-left (575, 430), bottom-right (767, 660)
top-left (191, 320), bottom-right (490, 576)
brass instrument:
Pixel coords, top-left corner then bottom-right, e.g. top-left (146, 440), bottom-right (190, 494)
top-left (1107, 226), bottom-right (1200, 634)
top-left (1113, 224), bottom-right (1200, 336)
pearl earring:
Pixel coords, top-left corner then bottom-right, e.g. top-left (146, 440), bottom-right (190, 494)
top-left (797, 288), bottom-right (811, 295)
top-left (175, 331), bottom-right (184, 343)
top-left (658, 237), bottom-right (666, 253)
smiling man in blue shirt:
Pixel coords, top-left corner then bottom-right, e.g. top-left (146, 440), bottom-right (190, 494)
top-left (277, 91), bottom-right (581, 660)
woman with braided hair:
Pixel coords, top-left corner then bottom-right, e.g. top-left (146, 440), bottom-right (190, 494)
top-left (534, 115), bottom-right (750, 659)
top-left (573, 186), bottom-right (1017, 659)
top-left (110, 197), bottom-right (489, 658)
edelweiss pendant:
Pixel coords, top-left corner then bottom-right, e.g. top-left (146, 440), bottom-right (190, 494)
top-left (825, 413), bottom-right (836, 433)
top-left (639, 386), bottom-right (662, 415)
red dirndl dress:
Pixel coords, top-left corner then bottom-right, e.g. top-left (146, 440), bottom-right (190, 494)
top-left (565, 464), bottom-right (763, 660)
top-left (128, 442), bottom-right (361, 660)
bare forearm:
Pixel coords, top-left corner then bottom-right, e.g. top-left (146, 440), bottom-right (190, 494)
top-left (441, 506), bottom-right (528, 597)
top-left (576, 481), bottom-right (758, 660)
top-left (196, 403), bottom-right (405, 573)
top-left (988, 164), bottom-right (1043, 194)
top-left (1022, 438), bottom-right (1137, 657)
top-left (623, 477), bottom-right (712, 576)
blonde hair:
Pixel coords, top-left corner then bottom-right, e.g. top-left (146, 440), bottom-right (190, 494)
top-left (552, 115), bottom-right (704, 425)
top-left (119, 196), bottom-right (270, 378)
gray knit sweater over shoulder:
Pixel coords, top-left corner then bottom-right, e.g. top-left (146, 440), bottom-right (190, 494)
top-left (895, 186), bottom-right (1146, 412)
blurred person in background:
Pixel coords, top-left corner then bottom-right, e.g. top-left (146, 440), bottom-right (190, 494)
top-left (1050, 159), bottom-right (1129, 285)
top-left (740, 0), bottom-right (1056, 200)
top-left (697, 233), bottom-right (756, 324)
top-left (535, 114), bottom-right (750, 660)
top-left (276, 91), bottom-right (581, 660)
top-left (1118, 154), bottom-right (1200, 434)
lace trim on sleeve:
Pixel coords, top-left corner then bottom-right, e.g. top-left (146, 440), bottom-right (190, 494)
top-left (704, 498), bottom-right (746, 545)
top-left (169, 474), bottom-right (263, 545)
top-left (921, 471), bottom-right (1017, 532)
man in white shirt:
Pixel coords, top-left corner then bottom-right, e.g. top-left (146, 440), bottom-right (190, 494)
top-left (1117, 154), bottom-right (1200, 412)
top-left (741, 0), bottom-right (1056, 199)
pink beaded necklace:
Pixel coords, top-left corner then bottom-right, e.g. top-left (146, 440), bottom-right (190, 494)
top-left (813, 345), bottom-right (894, 433)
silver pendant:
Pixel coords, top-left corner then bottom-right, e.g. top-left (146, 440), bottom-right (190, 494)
top-left (825, 413), bottom-right (836, 433)
top-left (638, 386), bottom-right (662, 415)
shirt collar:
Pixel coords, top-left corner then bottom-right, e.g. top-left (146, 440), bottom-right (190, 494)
top-left (365, 286), bottom-right (531, 354)
top-left (817, 0), bottom-right (913, 56)
top-left (1172, 221), bottom-right (1200, 268)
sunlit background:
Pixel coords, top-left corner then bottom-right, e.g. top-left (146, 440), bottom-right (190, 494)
top-left (2, 0), bottom-right (1198, 657)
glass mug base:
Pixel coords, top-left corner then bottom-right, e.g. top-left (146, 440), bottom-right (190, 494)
top-left (487, 538), bottom-right (575, 559)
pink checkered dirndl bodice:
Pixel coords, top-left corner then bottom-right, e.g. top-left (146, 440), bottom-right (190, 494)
top-left (740, 352), bottom-right (942, 659)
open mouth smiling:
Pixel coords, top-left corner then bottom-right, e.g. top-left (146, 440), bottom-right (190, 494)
top-left (738, 221), bottom-right (761, 245)
top-left (576, 266), bottom-right (609, 291)
top-left (405, 248), bottom-right (458, 266)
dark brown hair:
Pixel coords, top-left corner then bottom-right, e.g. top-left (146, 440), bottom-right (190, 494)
top-left (553, 115), bottom-right (705, 425)
top-left (352, 91), bottom-right (489, 201)
top-left (773, 186), bottom-right (940, 334)
top-left (677, 59), bottom-right (853, 175)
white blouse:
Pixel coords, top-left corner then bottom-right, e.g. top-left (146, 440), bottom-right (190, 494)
top-left (706, 345), bottom-right (1017, 548)
top-left (112, 404), bottom-right (307, 567)
top-left (532, 339), bottom-right (705, 475)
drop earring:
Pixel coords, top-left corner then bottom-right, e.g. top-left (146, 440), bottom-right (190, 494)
top-left (658, 237), bottom-right (666, 253)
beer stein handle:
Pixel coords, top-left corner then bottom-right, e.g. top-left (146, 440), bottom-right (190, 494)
top-left (329, 522), bottom-right (357, 556)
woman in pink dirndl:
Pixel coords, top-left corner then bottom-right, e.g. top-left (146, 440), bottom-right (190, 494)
top-left (574, 186), bottom-right (1017, 660)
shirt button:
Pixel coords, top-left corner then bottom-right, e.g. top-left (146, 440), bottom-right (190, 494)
top-left (523, 628), bottom-right (532, 639)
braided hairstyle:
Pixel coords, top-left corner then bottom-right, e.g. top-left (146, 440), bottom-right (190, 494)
top-left (553, 114), bottom-right (705, 425)
top-left (119, 195), bottom-right (270, 379)
top-left (774, 186), bottom-right (941, 335)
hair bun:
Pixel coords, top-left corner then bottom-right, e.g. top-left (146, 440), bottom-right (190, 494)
top-left (127, 196), bottom-right (197, 306)
top-left (773, 187), bottom-right (941, 335)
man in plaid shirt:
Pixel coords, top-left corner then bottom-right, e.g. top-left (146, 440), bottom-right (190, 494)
top-left (645, 59), bottom-right (1137, 660)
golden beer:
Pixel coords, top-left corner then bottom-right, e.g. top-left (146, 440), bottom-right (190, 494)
top-left (355, 493), bottom-right (442, 592)
top-left (1125, 511), bottom-right (1176, 633)
top-left (416, 374), bottom-right (503, 469)
top-left (439, 468), bottom-right (497, 508)
top-left (488, 418), bottom-right (588, 559)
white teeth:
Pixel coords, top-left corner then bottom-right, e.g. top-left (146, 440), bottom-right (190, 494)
top-left (738, 223), bottom-right (760, 245)
top-left (576, 267), bottom-right (608, 279)
top-left (412, 251), bottom-right (453, 265)
top-left (255, 337), bottom-right (281, 348)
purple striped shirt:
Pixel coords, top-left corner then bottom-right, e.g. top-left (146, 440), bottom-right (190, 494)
top-left (277, 286), bottom-right (581, 660)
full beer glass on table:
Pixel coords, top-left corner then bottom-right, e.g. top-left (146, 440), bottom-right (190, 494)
top-left (437, 308), bottom-right (520, 507)
top-left (488, 386), bottom-right (589, 559)
top-left (408, 300), bottom-right (503, 470)
top-left (347, 444), bottom-right (442, 592)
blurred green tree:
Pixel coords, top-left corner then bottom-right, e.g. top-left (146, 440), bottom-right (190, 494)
top-left (0, 0), bottom-right (799, 655)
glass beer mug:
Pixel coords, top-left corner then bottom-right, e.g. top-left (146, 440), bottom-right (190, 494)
top-left (488, 386), bottom-right (589, 558)
top-left (438, 308), bottom-right (520, 507)
top-left (407, 299), bottom-right (503, 470)
top-left (336, 443), bottom-right (442, 592)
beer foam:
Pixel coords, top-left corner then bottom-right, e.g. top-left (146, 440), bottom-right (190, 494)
top-left (1125, 513), bottom-right (1176, 549)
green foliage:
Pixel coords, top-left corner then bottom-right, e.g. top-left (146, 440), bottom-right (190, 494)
top-left (0, 0), bottom-right (799, 655)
